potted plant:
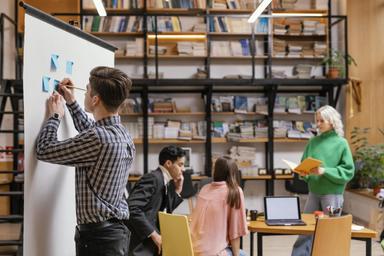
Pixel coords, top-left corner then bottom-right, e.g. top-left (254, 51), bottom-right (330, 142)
top-left (322, 49), bottom-right (357, 78)
top-left (350, 127), bottom-right (384, 195)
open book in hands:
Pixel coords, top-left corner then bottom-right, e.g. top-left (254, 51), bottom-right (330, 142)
top-left (282, 157), bottom-right (322, 175)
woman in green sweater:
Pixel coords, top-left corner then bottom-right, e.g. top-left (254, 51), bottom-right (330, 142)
top-left (291, 105), bottom-right (355, 256)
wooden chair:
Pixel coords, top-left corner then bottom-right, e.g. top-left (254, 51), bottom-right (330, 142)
top-left (158, 212), bottom-right (194, 256)
top-left (311, 214), bottom-right (352, 256)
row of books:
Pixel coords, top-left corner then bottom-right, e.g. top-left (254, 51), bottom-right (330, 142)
top-left (212, 120), bottom-right (316, 139)
top-left (148, 42), bottom-right (207, 56)
top-left (119, 94), bottom-right (326, 116)
top-left (147, 16), bottom-right (206, 32)
top-left (273, 39), bottom-right (327, 58)
top-left (208, 16), bottom-right (268, 34)
top-left (147, 0), bottom-right (206, 8)
top-left (123, 118), bottom-right (207, 140)
top-left (273, 19), bottom-right (326, 35)
top-left (210, 0), bottom-right (261, 10)
top-left (272, 0), bottom-right (328, 10)
top-left (212, 95), bottom-right (267, 114)
top-left (83, 16), bottom-right (143, 33)
top-left (82, 0), bottom-right (327, 10)
top-left (83, 0), bottom-right (144, 9)
top-left (211, 40), bottom-right (251, 57)
top-left (275, 95), bottom-right (327, 114)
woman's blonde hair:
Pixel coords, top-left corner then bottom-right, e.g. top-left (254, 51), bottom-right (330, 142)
top-left (316, 105), bottom-right (344, 137)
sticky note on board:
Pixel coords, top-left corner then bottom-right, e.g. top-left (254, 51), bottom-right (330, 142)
top-left (51, 54), bottom-right (59, 71)
top-left (53, 80), bottom-right (60, 91)
top-left (42, 76), bottom-right (50, 92)
top-left (66, 61), bottom-right (74, 75)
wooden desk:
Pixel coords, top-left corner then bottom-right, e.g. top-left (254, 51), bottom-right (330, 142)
top-left (248, 214), bottom-right (377, 256)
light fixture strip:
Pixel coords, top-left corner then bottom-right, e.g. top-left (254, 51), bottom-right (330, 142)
top-left (93, 0), bottom-right (107, 16)
top-left (248, 0), bottom-right (272, 23)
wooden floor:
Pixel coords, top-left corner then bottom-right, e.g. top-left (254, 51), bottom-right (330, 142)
top-left (0, 222), bottom-right (382, 255)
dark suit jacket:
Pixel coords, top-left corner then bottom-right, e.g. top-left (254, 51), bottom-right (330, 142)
top-left (126, 168), bottom-right (183, 256)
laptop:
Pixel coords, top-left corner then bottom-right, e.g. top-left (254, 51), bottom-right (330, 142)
top-left (264, 196), bottom-right (306, 226)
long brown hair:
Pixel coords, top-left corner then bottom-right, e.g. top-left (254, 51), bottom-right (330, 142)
top-left (213, 156), bottom-right (241, 209)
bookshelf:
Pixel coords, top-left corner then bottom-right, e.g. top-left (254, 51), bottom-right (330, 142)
top-left (75, 0), bottom-right (349, 195)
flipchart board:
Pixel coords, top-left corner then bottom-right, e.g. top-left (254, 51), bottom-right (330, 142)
top-left (21, 2), bottom-right (115, 255)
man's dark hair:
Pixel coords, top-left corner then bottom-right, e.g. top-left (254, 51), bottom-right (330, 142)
top-left (159, 146), bottom-right (186, 165)
top-left (89, 66), bottom-right (132, 112)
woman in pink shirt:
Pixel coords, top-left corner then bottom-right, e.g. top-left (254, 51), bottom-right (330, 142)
top-left (190, 156), bottom-right (248, 256)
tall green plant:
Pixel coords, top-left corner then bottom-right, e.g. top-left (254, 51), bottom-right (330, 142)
top-left (350, 127), bottom-right (384, 188)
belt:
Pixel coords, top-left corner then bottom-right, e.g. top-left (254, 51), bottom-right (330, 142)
top-left (77, 218), bottom-right (121, 232)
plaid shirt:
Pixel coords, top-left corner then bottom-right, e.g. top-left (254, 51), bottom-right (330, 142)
top-left (36, 101), bottom-right (135, 224)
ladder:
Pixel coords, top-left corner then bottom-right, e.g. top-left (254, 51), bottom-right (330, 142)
top-left (0, 79), bottom-right (24, 256)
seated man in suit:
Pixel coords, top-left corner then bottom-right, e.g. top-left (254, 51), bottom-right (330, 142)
top-left (126, 145), bottom-right (186, 256)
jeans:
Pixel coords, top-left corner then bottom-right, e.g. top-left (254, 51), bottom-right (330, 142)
top-left (225, 247), bottom-right (247, 256)
top-left (75, 221), bottom-right (130, 256)
top-left (291, 192), bottom-right (344, 256)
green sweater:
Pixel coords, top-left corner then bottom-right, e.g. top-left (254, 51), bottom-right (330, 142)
top-left (301, 130), bottom-right (355, 195)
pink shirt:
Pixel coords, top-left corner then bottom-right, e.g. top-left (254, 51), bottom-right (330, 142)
top-left (190, 181), bottom-right (248, 256)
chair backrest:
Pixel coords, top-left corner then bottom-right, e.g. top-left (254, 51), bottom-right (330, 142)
top-left (159, 212), bottom-right (194, 256)
top-left (285, 173), bottom-right (309, 194)
top-left (180, 169), bottom-right (197, 199)
top-left (311, 214), bottom-right (352, 256)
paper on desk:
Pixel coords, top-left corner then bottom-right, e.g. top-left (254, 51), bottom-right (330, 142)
top-left (352, 224), bottom-right (364, 231)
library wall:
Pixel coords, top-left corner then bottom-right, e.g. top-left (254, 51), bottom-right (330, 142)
top-left (17, 0), bottom-right (80, 32)
top-left (345, 0), bottom-right (384, 145)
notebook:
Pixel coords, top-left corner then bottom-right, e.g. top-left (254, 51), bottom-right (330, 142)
top-left (264, 196), bottom-right (306, 226)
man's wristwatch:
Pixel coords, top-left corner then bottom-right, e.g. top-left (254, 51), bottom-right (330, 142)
top-left (52, 113), bottom-right (60, 120)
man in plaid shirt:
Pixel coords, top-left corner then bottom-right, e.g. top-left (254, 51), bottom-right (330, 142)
top-left (36, 66), bottom-right (135, 256)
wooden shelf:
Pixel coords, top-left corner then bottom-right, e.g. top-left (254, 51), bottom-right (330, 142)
top-left (271, 9), bottom-right (328, 14)
top-left (208, 32), bottom-right (268, 37)
top-left (133, 138), bottom-right (143, 144)
top-left (212, 137), bottom-right (227, 143)
top-left (273, 33), bottom-right (326, 38)
top-left (148, 32), bottom-right (206, 36)
top-left (242, 175), bottom-right (272, 180)
top-left (149, 139), bottom-right (205, 144)
top-left (210, 56), bottom-right (268, 60)
top-left (272, 56), bottom-right (324, 60)
top-left (147, 55), bottom-right (207, 59)
top-left (147, 8), bottom-right (205, 14)
top-left (208, 8), bottom-right (254, 14)
top-left (90, 32), bottom-right (143, 37)
top-left (274, 138), bottom-right (309, 143)
top-left (212, 111), bottom-right (267, 116)
top-left (82, 8), bottom-right (144, 14)
top-left (148, 112), bottom-right (205, 116)
top-left (115, 55), bottom-right (143, 60)
top-left (212, 137), bottom-right (268, 143)
top-left (275, 174), bottom-right (294, 180)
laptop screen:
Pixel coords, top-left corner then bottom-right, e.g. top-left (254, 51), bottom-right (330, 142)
top-left (265, 196), bottom-right (301, 220)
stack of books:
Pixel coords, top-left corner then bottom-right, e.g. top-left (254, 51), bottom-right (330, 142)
top-left (125, 38), bottom-right (144, 57)
top-left (273, 39), bottom-right (287, 57)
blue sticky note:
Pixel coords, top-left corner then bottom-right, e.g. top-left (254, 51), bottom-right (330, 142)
top-left (51, 54), bottom-right (59, 71)
top-left (42, 76), bottom-right (50, 92)
top-left (66, 61), bottom-right (74, 75)
top-left (53, 80), bottom-right (60, 91)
